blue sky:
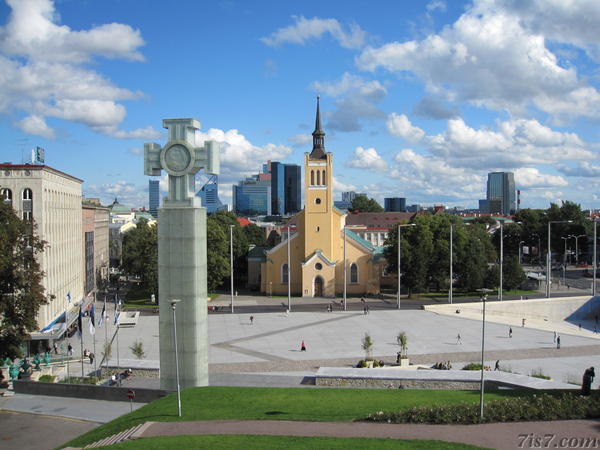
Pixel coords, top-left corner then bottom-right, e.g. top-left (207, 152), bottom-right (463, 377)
top-left (1, 0), bottom-right (599, 211)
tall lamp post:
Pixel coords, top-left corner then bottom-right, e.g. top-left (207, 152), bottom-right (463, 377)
top-left (287, 226), bottom-right (291, 312)
top-left (343, 226), bottom-right (347, 311)
top-left (170, 299), bottom-right (181, 417)
top-left (230, 225), bottom-right (234, 314)
top-left (547, 220), bottom-right (573, 298)
top-left (449, 224), bottom-right (453, 304)
top-left (477, 288), bottom-right (492, 422)
top-left (594, 220), bottom-right (598, 297)
top-left (499, 222), bottom-right (503, 301)
top-left (397, 223), bottom-right (416, 309)
top-left (572, 234), bottom-right (586, 265)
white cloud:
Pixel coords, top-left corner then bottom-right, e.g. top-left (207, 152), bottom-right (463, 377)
top-left (261, 16), bottom-right (366, 50)
top-left (312, 73), bottom-right (386, 131)
top-left (17, 115), bottom-right (54, 138)
top-left (557, 162), bottom-right (600, 178)
top-left (107, 126), bottom-right (162, 140)
top-left (288, 133), bottom-right (312, 147)
top-left (514, 167), bottom-right (568, 188)
top-left (194, 128), bottom-right (293, 182)
top-left (85, 180), bottom-right (144, 208)
top-left (333, 176), bottom-right (356, 194)
top-left (390, 148), bottom-right (483, 200)
top-left (0, 0), bottom-right (153, 138)
top-left (426, 1), bottom-right (446, 13)
top-left (355, 0), bottom-right (600, 121)
top-left (386, 113), bottom-right (425, 142)
top-left (427, 117), bottom-right (592, 168)
top-left (346, 146), bottom-right (388, 171)
top-left (128, 147), bottom-right (142, 156)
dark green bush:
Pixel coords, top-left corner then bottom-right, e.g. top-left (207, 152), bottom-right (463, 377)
top-left (364, 393), bottom-right (600, 424)
top-left (462, 363), bottom-right (490, 371)
top-left (38, 375), bottom-right (55, 383)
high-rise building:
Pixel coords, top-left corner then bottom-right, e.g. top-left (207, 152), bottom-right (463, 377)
top-left (196, 175), bottom-right (226, 214)
top-left (233, 176), bottom-right (272, 216)
top-left (384, 197), bottom-right (406, 212)
top-left (149, 179), bottom-right (159, 218)
top-left (284, 164), bottom-right (301, 214)
top-left (486, 172), bottom-right (515, 216)
top-left (270, 161), bottom-right (285, 215)
top-left (0, 163), bottom-right (84, 343)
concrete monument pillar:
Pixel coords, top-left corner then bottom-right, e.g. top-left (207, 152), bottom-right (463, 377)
top-left (144, 118), bottom-right (219, 389)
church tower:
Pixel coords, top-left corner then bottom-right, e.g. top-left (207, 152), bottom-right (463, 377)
top-left (303, 96), bottom-right (335, 259)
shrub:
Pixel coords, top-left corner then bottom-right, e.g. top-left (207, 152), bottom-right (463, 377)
top-left (364, 393), bottom-right (600, 424)
top-left (357, 360), bottom-right (367, 368)
top-left (361, 333), bottom-right (373, 360)
top-left (38, 375), bottom-right (56, 383)
top-left (462, 363), bottom-right (491, 371)
top-left (129, 340), bottom-right (145, 359)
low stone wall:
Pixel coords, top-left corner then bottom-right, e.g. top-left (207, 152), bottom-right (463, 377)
top-left (316, 376), bottom-right (498, 390)
top-left (13, 380), bottom-right (169, 403)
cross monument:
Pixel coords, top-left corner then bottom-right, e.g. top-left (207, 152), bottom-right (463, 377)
top-left (144, 118), bottom-right (219, 389)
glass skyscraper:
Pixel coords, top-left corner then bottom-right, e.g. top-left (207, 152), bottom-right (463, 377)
top-left (486, 172), bottom-right (515, 216)
top-left (233, 176), bottom-right (272, 216)
top-left (270, 161), bottom-right (285, 215)
top-left (196, 175), bottom-right (226, 214)
top-left (384, 197), bottom-right (406, 212)
top-left (284, 164), bottom-right (301, 214)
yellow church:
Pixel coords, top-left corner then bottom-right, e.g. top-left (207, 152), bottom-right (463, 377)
top-left (260, 98), bottom-right (386, 297)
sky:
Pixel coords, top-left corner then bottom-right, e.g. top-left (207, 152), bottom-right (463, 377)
top-left (1, 0), bottom-right (599, 211)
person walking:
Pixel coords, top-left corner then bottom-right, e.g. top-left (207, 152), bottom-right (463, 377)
top-left (89, 352), bottom-right (95, 365)
top-left (494, 360), bottom-right (500, 371)
top-left (67, 343), bottom-right (73, 356)
top-left (522, 318), bottom-right (526, 327)
top-left (456, 333), bottom-right (462, 345)
top-left (53, 342), bottom-right (58, 355)
top-left (556, 335), bottom-right (561, 349)
top-left (250, 315), bottom-right (254, 325)
top-left (300, 340), bottom-right (306, 352)
top-left (509, 327), bottom-right (512, 338)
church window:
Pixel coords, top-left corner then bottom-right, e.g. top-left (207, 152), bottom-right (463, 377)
top-left (311, 170), bottom-right (314, 186)
top-left (322, 170), bottom-right (326, 185)
top-left (282, 263), bottom-right (288, 284)
top-left (316, 170), bottom-right (320, 185)
top-left (315, 262), bottom-right (322, 271)
top-left (350, 263), bottom-right (358, 283)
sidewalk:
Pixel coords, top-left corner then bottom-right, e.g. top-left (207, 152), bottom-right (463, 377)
top-left (133, 419), bottom-right (600, 449)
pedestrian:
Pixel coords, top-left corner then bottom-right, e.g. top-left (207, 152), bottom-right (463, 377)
top-left (509, 327), bottom-right (512, 338)
top-left (301, 340), bottom-right (306, 352)
top-left (579, 323), bottom-right (582, 331)
top-left (67, 343), bottom-right (73, 356)
top-left (250, 315), bottom-right (254, 325)
top-left (456, 333), bottom-right (462, 345)
top-left (361, 297), bottom-right (365, 304)
top-left (557, 335), bottom-right (561, 349)
top-left (89, 352), bottom-right (94, 365)
top-left (522, 318), bottom-right (526, 327)
top-left (53, 342), bottom-right (58, 355)
top-left (553, 331), bottom-right (557, 342)
top-left (494, 360), bottom-right (500, 371)
top-left (396, 351), bottom-right (401, 364)
top-left (83, 348), bottom-right (89, 358)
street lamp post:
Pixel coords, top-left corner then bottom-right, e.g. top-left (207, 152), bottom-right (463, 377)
top-left (397, 223), bottom-right (416, 309)
top-left (499, 222), bottom-right (503, 301)
top-left (449, 224), bottom-right (453, 304)
top-left (547, 220), bottom-right (573, 298)
top-left (170, 299), bottom-right (181, 417)
top-left (287, 226), bottom-right (291, 312)
top-left (594, 220), bottom-right (598, 297)
top-left (230, 225), bottom-right (234, 314)
top-left (572, 234), bottom-right (586, 265)
top-left (343, 226), bottom-right (347, 311)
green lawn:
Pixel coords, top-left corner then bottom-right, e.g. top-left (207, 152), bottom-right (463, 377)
top-left (123, 283), bottom-right (218, 308)
top-left (63, 386), bottom-right (527, 448)
top-left (97, 435), bottom-right (484, 449)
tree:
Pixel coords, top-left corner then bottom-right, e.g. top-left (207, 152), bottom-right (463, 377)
top-left (349, 195), bottom-right (384, 212)
top-left (121, 219), bottom-right (158, 299)
top-left (0, 201), bottom-right (49, 359)
top-left (206, 217), bottom-right (229, 292)
top-left (503, 255), bottom-right (526, 291)
top-left (397, 331), bottom-right (408, 359)
top-left (243, 223), bottom-right (266, 247)
top-left (361, 333), bottom-right (374, 360)
top-left (129, 340), bottom-right (146, 359)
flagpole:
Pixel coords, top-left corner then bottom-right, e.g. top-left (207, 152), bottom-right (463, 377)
top-left (104, 295), bottom-right (108, 376)
top-left (79, 306), bottom-right (84, 378)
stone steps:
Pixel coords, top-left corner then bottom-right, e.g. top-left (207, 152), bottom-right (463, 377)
top-left (84, 422), bottom-right (146, 448)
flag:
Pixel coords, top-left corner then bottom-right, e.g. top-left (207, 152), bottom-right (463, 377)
top-left (98, 298), bottom-right (107, 327)
top-left (77, 305), bottom-right (83, 338)
top-left (89, 303), bottom-right (95, 336)
top-left (114, 303), bottom-right (120, 326)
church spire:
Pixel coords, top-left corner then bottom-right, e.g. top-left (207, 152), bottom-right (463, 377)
top-left (309, 95), bottom-right (326, 159)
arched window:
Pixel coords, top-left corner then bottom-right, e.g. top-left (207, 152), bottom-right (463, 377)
top-left (316, 170), bottom-right (320, 185)
top-left (350, 263), bottom-right (358, 283)
top-left (281, 263), bottom-right (288, 284)
top-left (311, 170), bottom-right (314, 186)
top-left (322, 170), bottom-right (326, 185)
top-left (1, 188), bottom-right (12, 206)
top-left (22, 188), bottom-right (33, 220)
